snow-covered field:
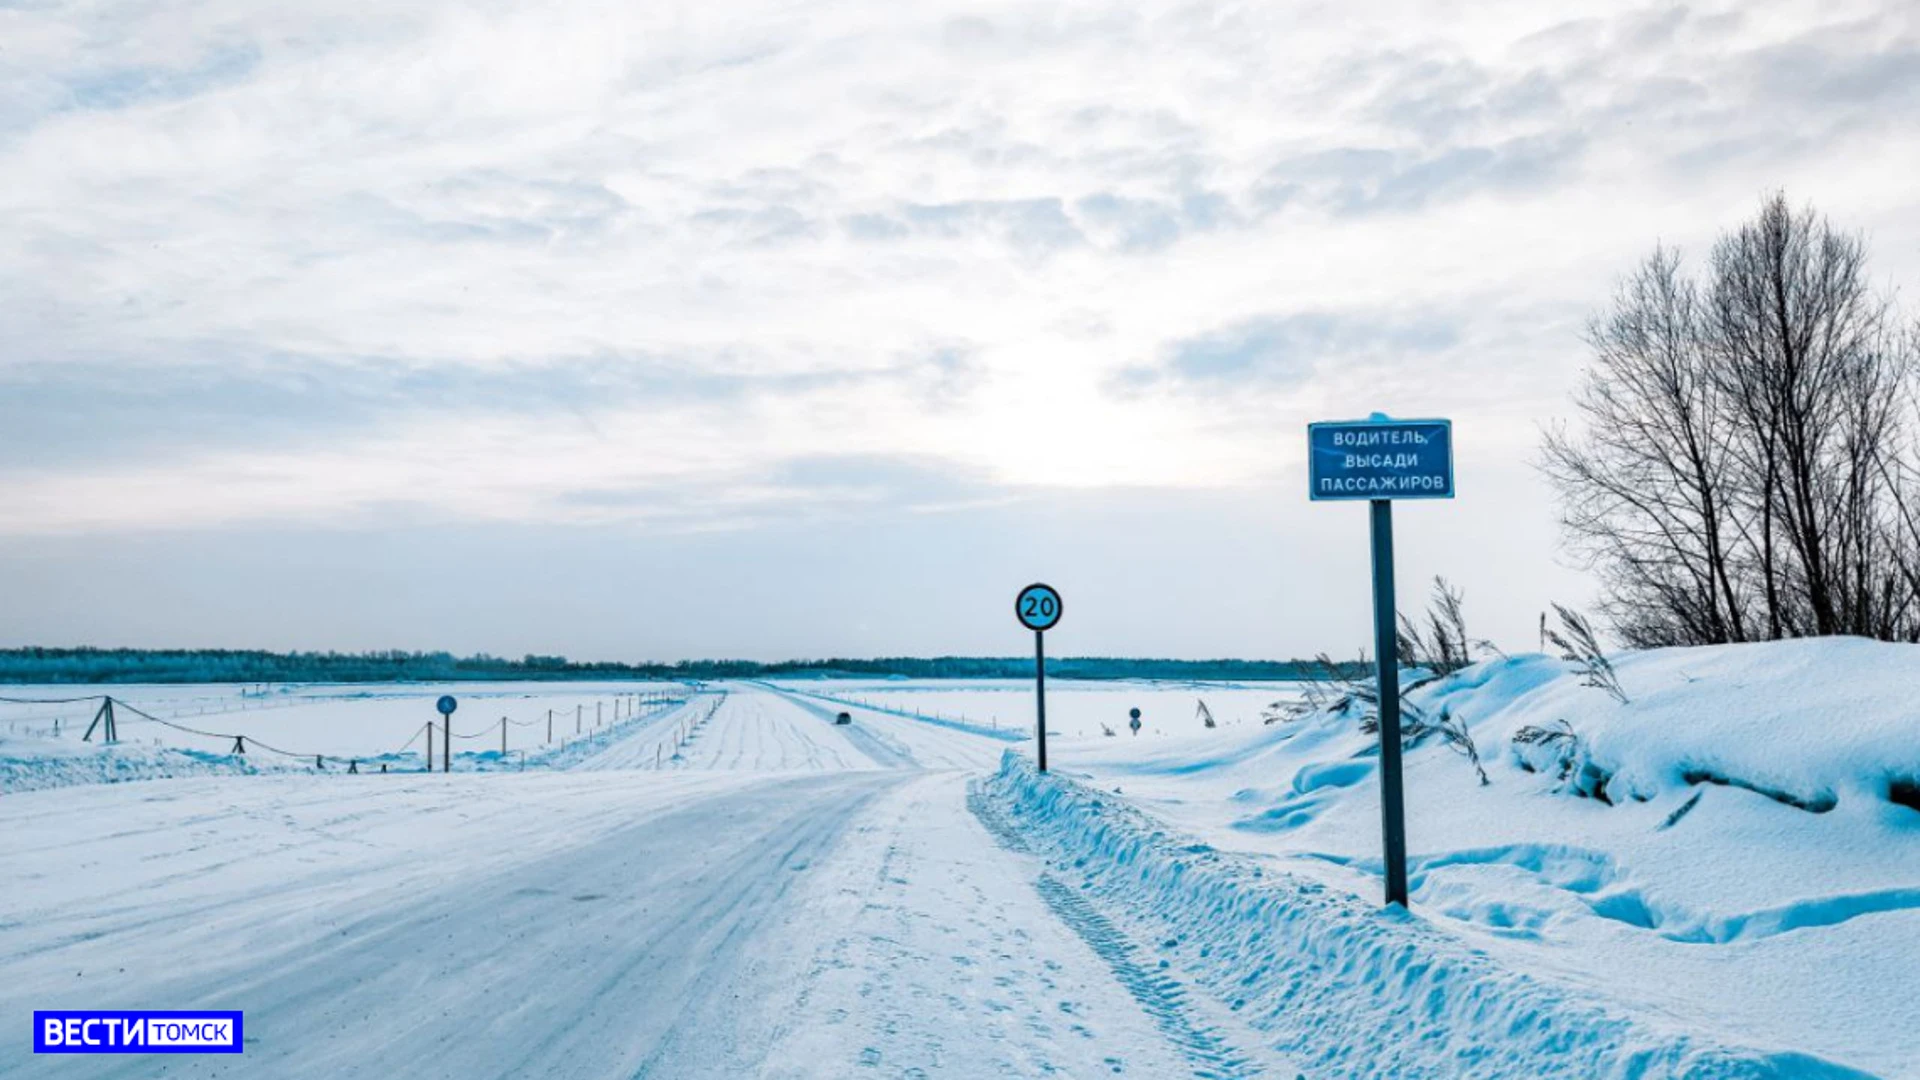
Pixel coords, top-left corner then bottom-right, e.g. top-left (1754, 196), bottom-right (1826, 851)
top-left (2, 651), bottom-right (1914, 1078)
top-left (778, 677), bottom-right (1296, 740)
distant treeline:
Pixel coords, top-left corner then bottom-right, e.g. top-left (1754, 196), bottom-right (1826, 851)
top-left (0, 648), bottom-right (1347, 685)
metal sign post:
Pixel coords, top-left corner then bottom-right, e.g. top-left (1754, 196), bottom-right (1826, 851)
top-left (1308, 414), bottom-right (1454, 908)
top-left (436, 695), bottom-right (458, 774)
top-left (1015, 583), bottom-right (1063, 773)
top-left (1367, 500), bottom-right (1409, 909)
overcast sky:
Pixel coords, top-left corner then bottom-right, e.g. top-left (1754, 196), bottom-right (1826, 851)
top-left (3, 0), bottom-right (1919, 662)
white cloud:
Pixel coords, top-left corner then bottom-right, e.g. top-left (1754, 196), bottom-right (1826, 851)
top-left (2, 0), bottom-right (1919, 651)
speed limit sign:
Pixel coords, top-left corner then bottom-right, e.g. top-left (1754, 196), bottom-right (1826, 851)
top-left (1015, 583), bottom-right (1063, 632)
top-left (1015, 582), bottom-right (1062, 773)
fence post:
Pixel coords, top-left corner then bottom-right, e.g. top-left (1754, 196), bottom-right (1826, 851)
top-left (501, 717), bottom-right (507, 756)
top-left (232, 735), bottom-right (247, 755)
top-left (425, 722), bottom-right (434, 773)
top-left (547, 709), bottom-right (553, 744)
top-left (576, 704), bottom-right (582, 734)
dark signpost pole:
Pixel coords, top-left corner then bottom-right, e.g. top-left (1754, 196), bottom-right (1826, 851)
top-left (1015, 583), bottom-right (1063, 773)
top-left (1308, 414), bottom-right (1453, 909)
top-left (1034, 630), bottom-right (1048, 773)
top-left (1369, 500), bottom-right (1409, 907)
top-left (436, 695), bottom-right (458, 775)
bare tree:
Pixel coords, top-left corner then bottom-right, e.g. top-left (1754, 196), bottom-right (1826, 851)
top-left (1543, 194), bottom-right (1920, 646)
top-left (1706, 194), bottom-right (1917, 639)
top-left (1543, 247), bottom-right (1750, 646)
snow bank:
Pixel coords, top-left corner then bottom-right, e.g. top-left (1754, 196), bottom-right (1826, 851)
top-left (980, 752), bottom-right (1876, 1079)
top-left (0, 733), bottom-right (451, 793)
top-left (1421, 638), bottom-right (1920, 814)
top-left (0, 736), bottom-right (263, 793)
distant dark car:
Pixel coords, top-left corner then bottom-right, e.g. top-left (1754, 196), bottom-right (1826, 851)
top-left (835, 711), bottom-right (853, 725)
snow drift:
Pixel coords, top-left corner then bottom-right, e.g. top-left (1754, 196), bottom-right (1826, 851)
top-left (981, 752), bottom-right (1877, 1079)
top-left (1011, 637), bottom-right (1920, 1078)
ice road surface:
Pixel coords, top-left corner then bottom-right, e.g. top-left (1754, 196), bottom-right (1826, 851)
top-left (2, 651), bottom-right (1913, 1078)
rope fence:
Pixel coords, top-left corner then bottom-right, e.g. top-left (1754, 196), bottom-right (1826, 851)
top-left (0, 688), bottom-right (694, 775)
top-left (656, 691), bottom-right (727, 768)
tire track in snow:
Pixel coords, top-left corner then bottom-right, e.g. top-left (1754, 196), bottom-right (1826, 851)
top-left (1030, 876), bottom-right (1266, 1080)
top-left (765, 686), bottom-right (919, 769)
top-left (968, 786), bottom-right (1270, 1080)
top-left (24, 772), bottom-right (905, 1080)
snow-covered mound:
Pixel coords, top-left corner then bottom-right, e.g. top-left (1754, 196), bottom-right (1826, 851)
top-left (1425, 637), bottom-right (1919, 816)
top-left (0, 729), bottom-right (453, 792)
top-left (0, 733), bottom-right (265, 793)
top-left (1034, 637), bottom-right (1920, 1078)
top-left (980, 753), bottom-right (1875, 1079)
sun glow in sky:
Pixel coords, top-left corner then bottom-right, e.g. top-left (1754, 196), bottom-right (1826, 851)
top-left (4, 0), bottom-right (1919, 659)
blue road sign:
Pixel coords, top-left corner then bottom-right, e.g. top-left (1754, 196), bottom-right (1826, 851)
top-left (1308, 416), bottom-right (1454, 501)
top-left (436, 695), bottom-right (458, 716)
top-left (1015, 583), bottom-right (1063, 632)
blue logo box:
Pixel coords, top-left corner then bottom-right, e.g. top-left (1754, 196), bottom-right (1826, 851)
top-left (33, 1010), bottom-right (244, 1054)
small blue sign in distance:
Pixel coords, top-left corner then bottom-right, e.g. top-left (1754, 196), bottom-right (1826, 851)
top-left (1307, 417), bottom-right (1454, 501)
top-left (436, 695), bottom-right (458, 716)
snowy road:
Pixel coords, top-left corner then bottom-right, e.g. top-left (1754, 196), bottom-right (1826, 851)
top-left (2, 686), bottom-right (1282, 1078)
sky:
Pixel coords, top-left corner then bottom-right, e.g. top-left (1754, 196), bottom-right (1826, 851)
top-left (3, 0), bottom-right (1919, 662)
